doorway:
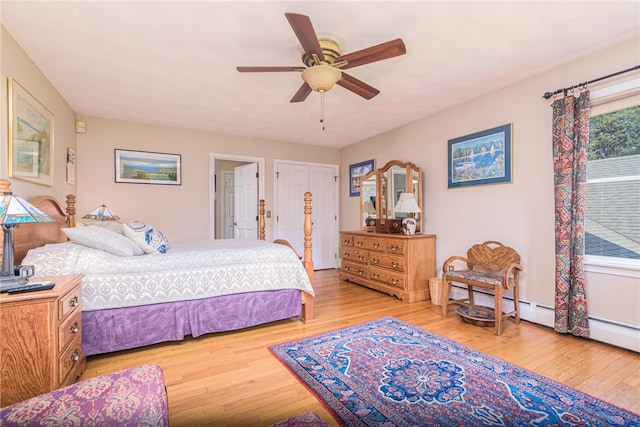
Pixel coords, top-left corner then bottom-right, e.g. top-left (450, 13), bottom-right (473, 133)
top-left (209, 153), bottom-right (265, 239)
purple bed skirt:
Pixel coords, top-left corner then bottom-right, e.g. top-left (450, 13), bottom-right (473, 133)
top-left (82, 289), bottom-right (302, 356)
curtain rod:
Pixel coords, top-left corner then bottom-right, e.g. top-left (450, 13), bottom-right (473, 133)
top-left (542, 65), bottom-right (640, 99)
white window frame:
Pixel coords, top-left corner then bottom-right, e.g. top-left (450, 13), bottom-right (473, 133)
top-left (584, 75), bottom-right (640, 278)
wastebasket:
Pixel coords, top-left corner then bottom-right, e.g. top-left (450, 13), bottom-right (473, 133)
top-left (429, 277), bottom-right (442, 306)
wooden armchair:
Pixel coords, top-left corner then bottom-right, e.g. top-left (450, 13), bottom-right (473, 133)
top-left (441, 241), bottom-right (523, 336)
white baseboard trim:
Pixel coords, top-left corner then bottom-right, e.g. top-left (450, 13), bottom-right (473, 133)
top-left (449, 285), bottom-right (639, 353)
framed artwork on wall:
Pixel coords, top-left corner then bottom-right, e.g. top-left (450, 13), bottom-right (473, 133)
top-left (8, 77), bottom-right (55, 186)
top-left (349, 159), bottom-right (375, 197)
top-left (448, 123), bottom-right (513, 188)
top-left (115, 149), bottom-right (181, 185)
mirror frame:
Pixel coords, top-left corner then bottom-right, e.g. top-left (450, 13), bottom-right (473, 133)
top-left (360, 160), bottom-right (423, 232)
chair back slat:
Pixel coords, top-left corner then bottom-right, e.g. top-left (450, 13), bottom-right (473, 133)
top-left (467, 241), bottom-right (520, 271)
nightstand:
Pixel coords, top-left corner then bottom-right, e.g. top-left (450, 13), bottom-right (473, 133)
top-left (0, 274), bottom-right (85, 407)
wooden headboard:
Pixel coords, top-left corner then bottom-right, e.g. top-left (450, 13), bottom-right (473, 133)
top-left (0, 179), bottom-right (77, 264)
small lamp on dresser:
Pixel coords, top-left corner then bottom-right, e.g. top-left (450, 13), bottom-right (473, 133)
top-left (0, 179), bottom-right (54, 291)
top-left (394, 193), bottom-right (421, 235)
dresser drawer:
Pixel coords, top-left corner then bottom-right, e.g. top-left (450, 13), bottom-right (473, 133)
top-left (370, 266), bottom-right (405, 289)
top-left (341, 234), bottom-right (354, 247)
top-left (370, 253), bottom-right (405, 272)
top-left (58, 287), bottom-right (81, 321)
top-left (342, 261), bottom-right (368, 279)
top-left (354, 236), bottom-right (385, 252)
top-left (386, 239), bottom-right (406, 255)
top-left (58, 337), bottom-right (83, 385)
top-left (342, 248), bottom-right (369, 265)
top-left (58, 309), bottom-right (82, 353)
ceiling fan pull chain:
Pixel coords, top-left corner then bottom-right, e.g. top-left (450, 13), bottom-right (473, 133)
top-left (320, 92), bottom-right (325, 131)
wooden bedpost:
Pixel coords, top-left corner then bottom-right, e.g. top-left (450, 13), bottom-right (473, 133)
top-left (259, 199), bottom-right (265, 241)
top-left (301, 191), bottom-right (314, 322)
top-left (66, 195), bottom-right (77, 227)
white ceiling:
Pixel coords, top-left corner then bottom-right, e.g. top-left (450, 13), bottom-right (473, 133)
top-left (2, 1), bottom-right (639, 149)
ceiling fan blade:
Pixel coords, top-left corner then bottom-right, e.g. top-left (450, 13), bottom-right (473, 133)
top-left (337, 72), bottom-right (380, 100)
top-left (237, 66), bottom-right (302, 72)
top-left (290, 83), bottom-right (312, 103)
top-left (336, 39), bottom-right (406, 70)
top-left (285, 13), bottom-right (324, 61)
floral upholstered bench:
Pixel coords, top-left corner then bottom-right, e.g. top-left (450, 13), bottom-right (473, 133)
top-left (441, 241), bottom-right (523, 336)
top-left (0, 364), bottom-right (168, 426)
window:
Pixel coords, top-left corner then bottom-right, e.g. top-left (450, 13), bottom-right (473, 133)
top-left (585, 80), bottom-right (640, 276)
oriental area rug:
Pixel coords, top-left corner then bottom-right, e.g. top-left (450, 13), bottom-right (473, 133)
top-left (269, 317), bottom-right (640, 427)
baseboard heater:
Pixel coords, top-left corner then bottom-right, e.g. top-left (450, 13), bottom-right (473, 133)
top-left (448, 284), bottom-right (639, 352)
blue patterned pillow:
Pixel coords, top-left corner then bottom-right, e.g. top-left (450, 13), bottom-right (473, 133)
top-left (123, 221), bottom-right (168, 254)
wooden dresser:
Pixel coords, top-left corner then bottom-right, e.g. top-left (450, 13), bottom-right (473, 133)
top-left (0, 274), bottom-right (86, 407)
top-left (340, 231), bottom-right (436, 303)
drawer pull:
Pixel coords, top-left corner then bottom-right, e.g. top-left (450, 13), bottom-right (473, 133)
top-left (358, 255), bottom-right (365, 261)
top-left (344, 266), bottom-right (350, 271)
top-left (372, 273), bottom-right (380, 279)
top-left (371, 258), bottom-right (379, 265)
top-left (392, 278), bottom-right (399, 285)
top-left (390, 245), bottom-right (399, 252)
top-left (373, 243), bottom-right (380, 249)
top-left (391, 262), bottom-right (399, 269)
top-left (71, 349), bottom-right (80, 362)
top-left (343, 239), bottom-right (350, 245)
top-left (69, 296), bottom-right (79, 308)
top-left (356, 241), bottom-right (363, 247)
top-left (70, 321), bottom-right (79, 334)
top-left (358, 270), bottom-right (365, 276)
top-left (344, 251), bottom-right (350, 258)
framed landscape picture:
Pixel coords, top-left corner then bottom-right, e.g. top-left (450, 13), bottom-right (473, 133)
top-left (448, 123), bottom-right (513, 188)
top-left (8, 77), bottom-right (54, 186)
top-left (115, 149), bottom-right (181, 185)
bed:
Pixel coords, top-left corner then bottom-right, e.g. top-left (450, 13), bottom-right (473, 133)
top-left (12, 191), bottom-right (315, 356)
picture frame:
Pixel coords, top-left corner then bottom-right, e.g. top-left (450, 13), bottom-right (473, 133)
top-left (8, 77), bottom-right (55, 186)
top-left (448, 123), bottom-right (513, 188)
top-left (115, 149), bottom-right (181, 185)
top-left (349, 159), bottom-right (375, 197)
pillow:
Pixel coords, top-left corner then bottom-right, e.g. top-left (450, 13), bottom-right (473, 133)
top-left (123, 221), bottom-right (168, 254)
top-left (62, 226), bottom-right (144, 256)
top-left (82, 219), bottom-right (124, 234)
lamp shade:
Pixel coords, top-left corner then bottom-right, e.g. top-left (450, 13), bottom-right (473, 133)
top-left (301, 64), bottom-right (342, 93)
top-left (394, 193), bottom-right (421, 214)
top-left (83, 205), bottom-right (120, 221)
top-left (363, 200), bottom-right (376, 214)
top-left (0, 194), bottom-right (54, 225)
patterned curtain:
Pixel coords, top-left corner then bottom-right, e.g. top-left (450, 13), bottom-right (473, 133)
top-left (552, 91), bottom-right (590, 337)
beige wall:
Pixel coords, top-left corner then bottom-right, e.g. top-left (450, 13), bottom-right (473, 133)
top-left (341, 37), bottom-right (640, 327)
top-left (1, 27), bottom-right (78, 201)
top-left (74, 116), bottom-right (340, 242)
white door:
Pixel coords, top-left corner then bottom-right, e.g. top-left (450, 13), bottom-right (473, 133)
top-left (223, 172), bottom-right (235, 239)
top-left (234, 163), bottom-right (258, 239)
top-left (276, 161), bottom-right (338, 269)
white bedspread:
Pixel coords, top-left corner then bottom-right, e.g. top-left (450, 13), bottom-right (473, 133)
top-left (23, 239), bottom-right (314, 311)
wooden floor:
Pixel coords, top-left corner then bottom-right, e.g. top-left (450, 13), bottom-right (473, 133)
top-left (81, 269), bottom-right (640, 426)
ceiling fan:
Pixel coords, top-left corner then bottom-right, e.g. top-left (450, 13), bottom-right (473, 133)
top-left (236, 13), bottom-right (406, 103)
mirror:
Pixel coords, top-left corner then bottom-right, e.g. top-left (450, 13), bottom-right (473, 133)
top-left (360, 171), bottom-right (379, 231)
top-left (360, 160), bottom-right (423, 232)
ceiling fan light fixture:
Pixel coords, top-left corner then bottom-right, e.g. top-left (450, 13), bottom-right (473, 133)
top-left (302, 65), bottom-right (342, 93)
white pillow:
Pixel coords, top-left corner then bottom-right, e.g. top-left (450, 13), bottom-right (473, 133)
top-left (123, 221), bottom-right (168, 254)
top-left (62, 226), bottom-right (144, 256)
top-left (82, 219), bottom-right (124, 234)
